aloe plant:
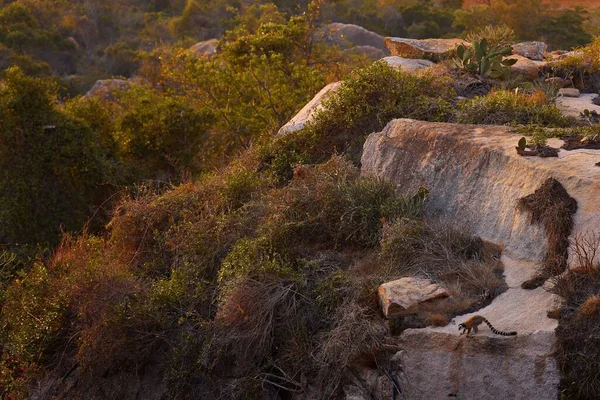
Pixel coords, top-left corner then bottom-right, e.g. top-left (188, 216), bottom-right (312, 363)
top-left (454, 38), bottom-right (517, 79)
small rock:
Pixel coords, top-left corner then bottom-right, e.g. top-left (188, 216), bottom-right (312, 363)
top-left (512, 41), bottom-right (547, 61)
top-left (382, 56), bottom-right (434, 73)
top-left (384, 37), bottom-right (466, 60)
top-left (510, 55), bottom-right (546, 78)
top-left (559, 88), bottom-right (580, 98)
top-left (545, 77), bottom-right (571, 88)
top-left (378, 277), bottom-right (449, 318)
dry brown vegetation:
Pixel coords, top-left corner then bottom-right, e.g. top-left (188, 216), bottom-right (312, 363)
top-left (0, 154), bottom-right (508, 399)
top-left (548, 233), bottom-right (600, 400)
top-left (518, 178), bottom-right (577, 289)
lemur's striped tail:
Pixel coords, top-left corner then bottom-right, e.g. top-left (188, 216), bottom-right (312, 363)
top-left (483, 318), bottom-right (517, 336)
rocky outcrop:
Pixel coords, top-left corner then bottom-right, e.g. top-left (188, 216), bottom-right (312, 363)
top-left (378, 277), bottom-right (449, 318)
top-left (381, 56), bottom-right (434, 73)
top-left (84, 79), bottom-right (132, 101)
top-left (512, 41), bottom-right (547, 61)
top-left (189, 38), bottom-right (218, 57)
top-left (322, 23), bottom-right (388, 53)
top-left (362, 119), bottom-right (600, 260)
top-left (278, 82), bottom-right (341, 135)
top-left (361, 118), bottom-right (600, 399)
top-left (384, 38), bottom-right (466, 60)
top-left (395, 254), bottom-right (560, 400)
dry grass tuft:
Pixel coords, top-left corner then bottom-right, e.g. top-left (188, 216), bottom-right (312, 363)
top-left (426, 313), bottom-right (450, 327)
top-left (518, 178), bottom-right (577, 289)
top-left (577, 295), bottom-right (600, 319)
top-left (379, 218), bottom-right (506, 331)
top-left (550, 233), bottom-right (600, 399)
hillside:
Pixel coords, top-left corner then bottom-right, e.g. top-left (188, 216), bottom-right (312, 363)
top-left (2, 0), bottom-right (600, 399)
top-left (464, 0), bottom-right (600, 7)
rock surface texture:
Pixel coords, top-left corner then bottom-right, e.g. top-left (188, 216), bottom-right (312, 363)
top-left (361, 119), bottom-right (600, 399)
top-left (278, 82), bottom-right (341, 135)
top-left (556, 93), bottom-right (600, 118)
top-left (558, 88), bottom-right (580, 98)
top-left (378, 277), bottom-right (449, 318)
top-left (512, 41), bottom-right (547, 61)
top-left (347, 45), bottom-right (386, 59)
top-left (510, 54), bottom-right (546, 78)
top-left (384, 37), bottom-right (466, 60)
top-left (381, 56), bottom-right (434, 73)
top-left (188, 38), bottom-right (218, 57)
top-left (323, 23), bottom-right (389, 53)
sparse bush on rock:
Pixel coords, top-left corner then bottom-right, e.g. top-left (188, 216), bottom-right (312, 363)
top-left (456, 89), bottom-right (572, 126)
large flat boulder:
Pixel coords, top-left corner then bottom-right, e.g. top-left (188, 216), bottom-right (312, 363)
top-left (384, 37), bottom-right (466, 60)
top-left (378, 277), bottom-right (449, 318)
top-left (84, 79), bottom-right (132, 101)
top-left (397, 328), bottom-right (558, 399)
top-left (362, 119), bottom-right (600, 261)
top-left (394, 254), bottom-right (560, 399)
top-left (278, 82), bottom-right (341, 135)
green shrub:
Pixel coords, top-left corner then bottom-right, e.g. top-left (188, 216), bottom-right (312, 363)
top-left (260, 61), bottom-right (456, 182)
top-left (218, 235), bottom-right (296, 285)
top-left (548, 37), bottom-right (600, 92)
top-left (1, 263), bottom-right (67, 363)
top-left (456, 90), bottom-right (572, 126)
top-left (0, 67), bottom-right (118, 246)
top-left (115, 86), bottom-right (215, 181)
top-left (259, 156), bottom-right (426, 250)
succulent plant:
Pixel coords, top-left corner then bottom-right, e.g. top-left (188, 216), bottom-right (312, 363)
top-left (517, 136), bottom-right (527, 152)
top-left (454, 38), bottom-right (517, 79)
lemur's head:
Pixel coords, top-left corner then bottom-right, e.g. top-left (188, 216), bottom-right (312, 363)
top-left (458, 323), bottom-right (466, 331)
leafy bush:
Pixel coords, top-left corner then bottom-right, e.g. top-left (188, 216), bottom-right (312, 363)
top-left (548, 37), bottom-right (600, 92)
top-left (115, 86), bottom-right (215, 180)
top-left (456, 89), bottom-right (572, 126)
top-left (259, 61), bottom-right (456, 182)
top-left (0, 67), bottom-right (118, 246)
